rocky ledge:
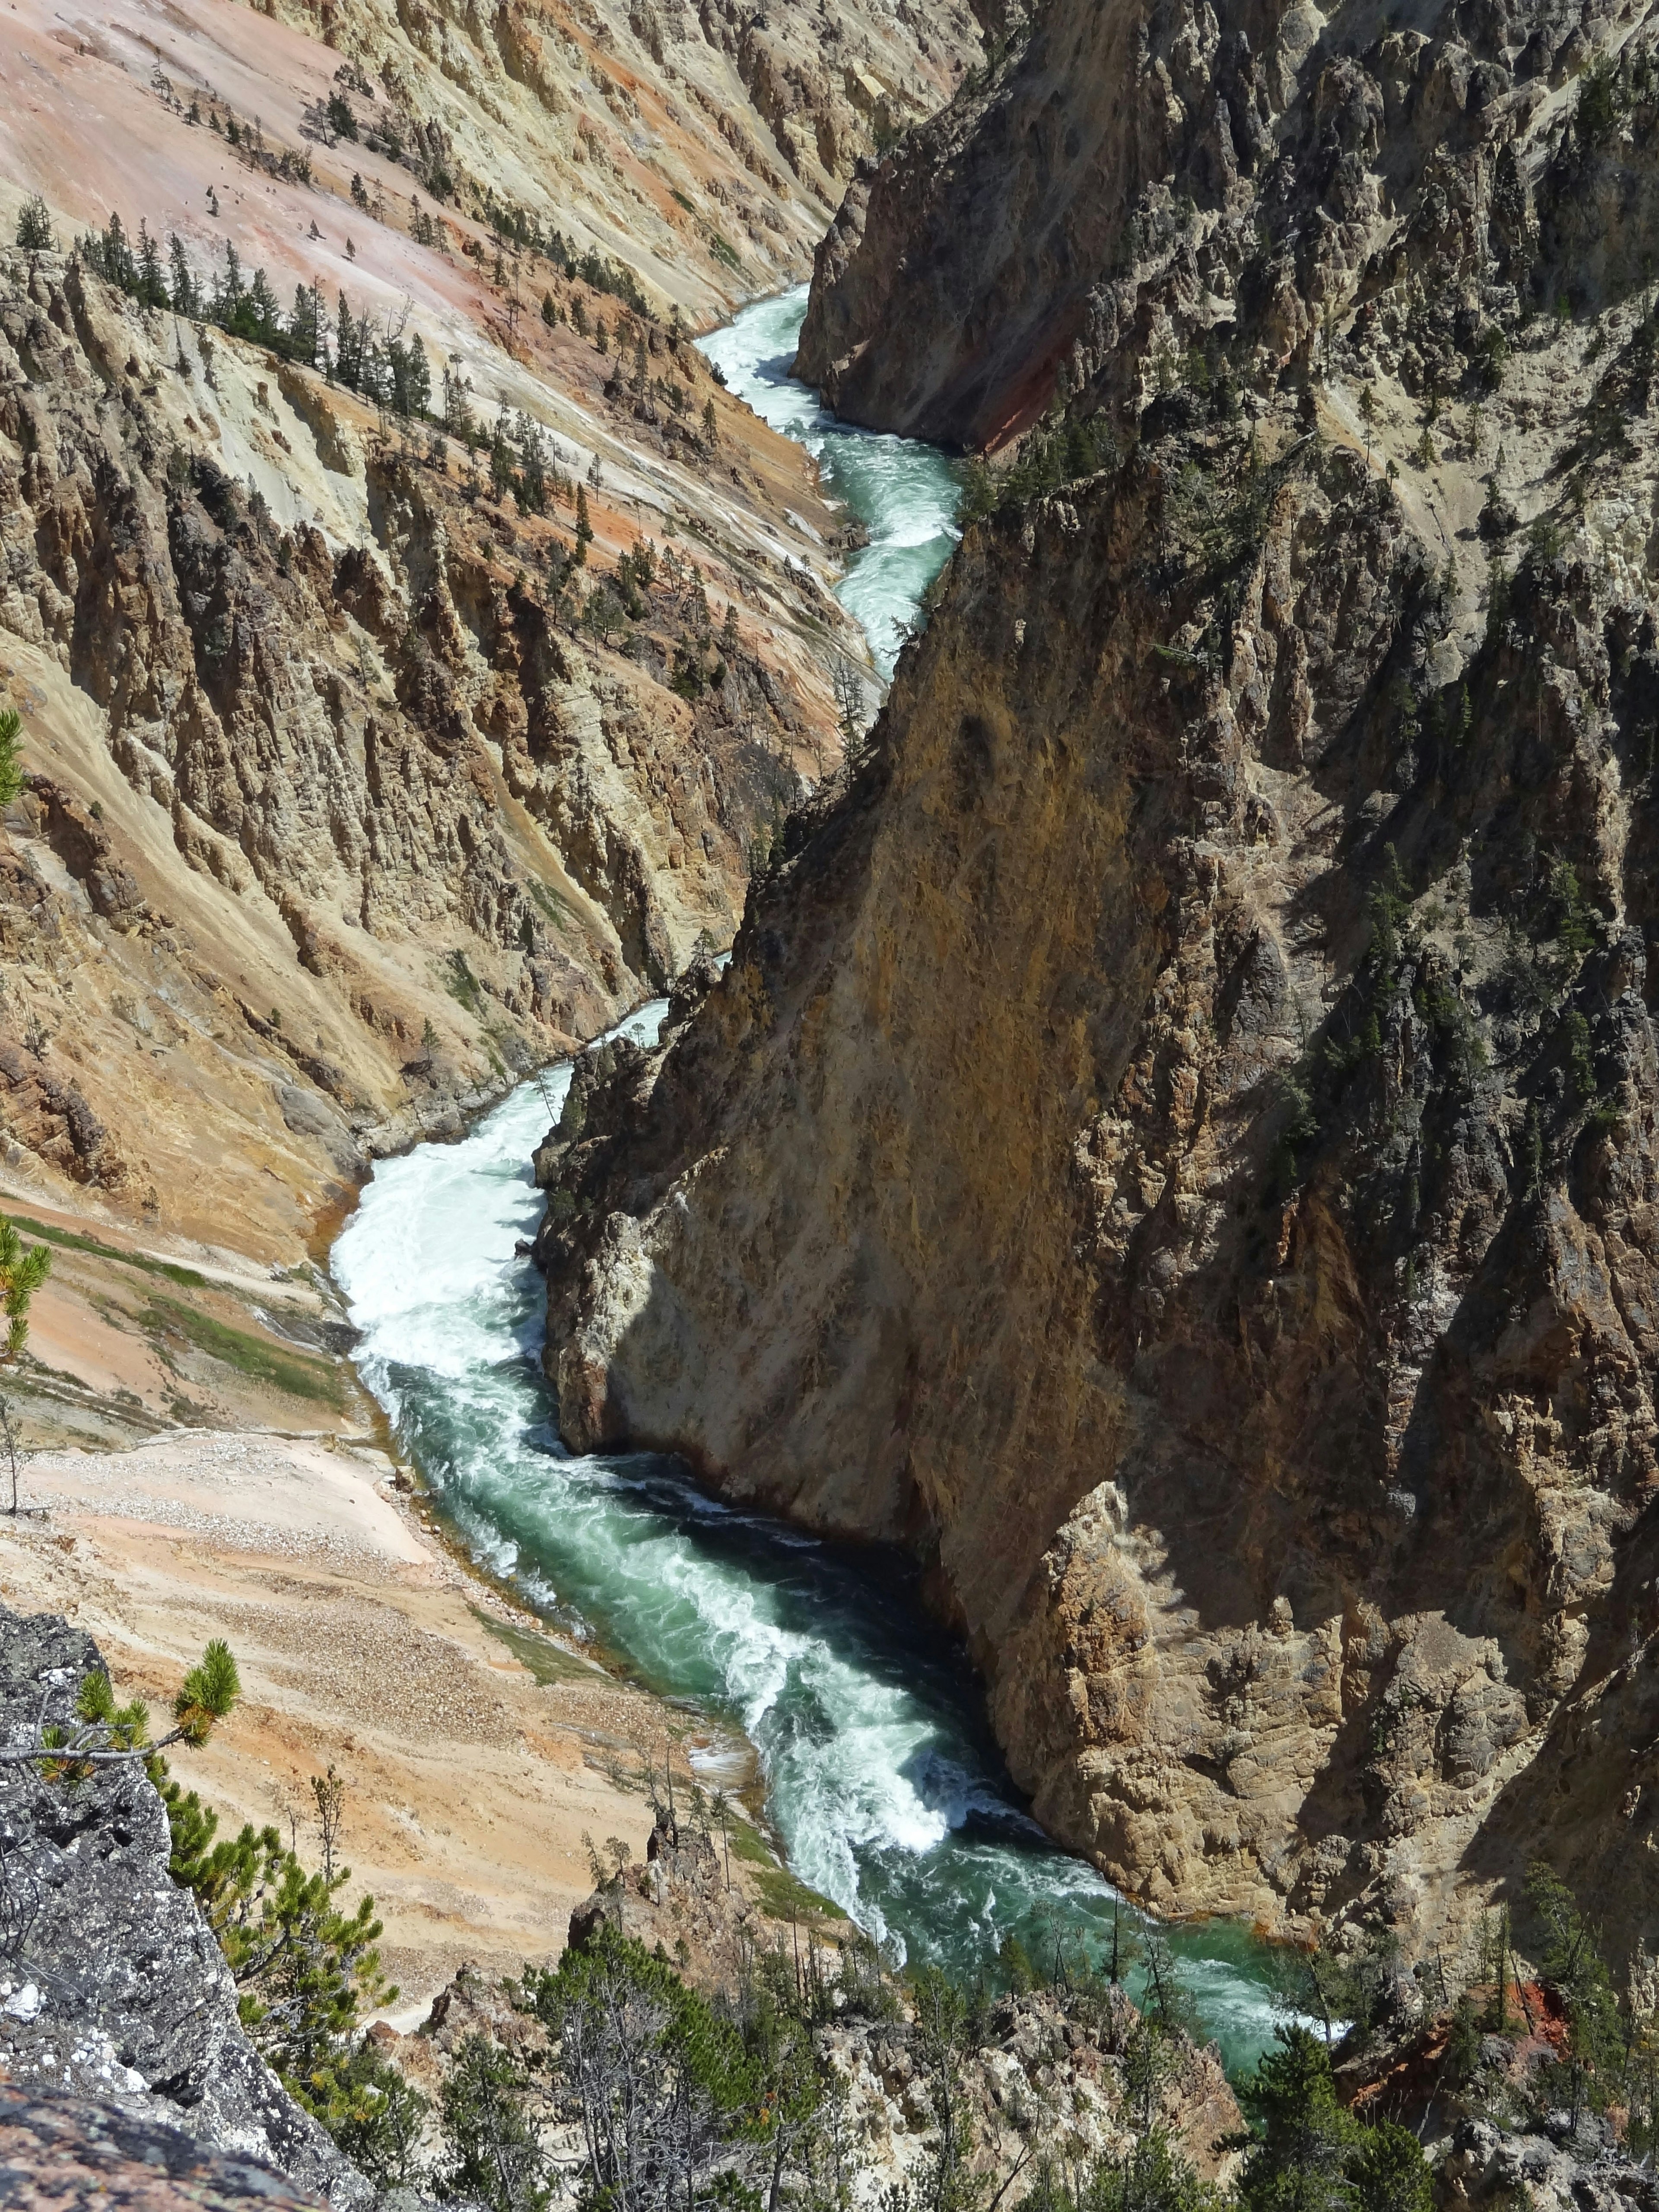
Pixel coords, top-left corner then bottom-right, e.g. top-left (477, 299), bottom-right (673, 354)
top-left (0, 1603), bottom-right (369, 2204)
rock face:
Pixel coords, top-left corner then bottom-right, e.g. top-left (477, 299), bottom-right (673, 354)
top-left (0, 0), bottom-right (978, 1266)
top-left (0, 241), bottom-right (854, 1255)
top-left (540, 0), bottom-right (1659, 1970)
top-left (1437, 2114), bottom-right (1659, 2212)
top-left (798, 0), bottom-right (1659, 448)
top-left (0, 2085), bottom-right (328, 2212)
top-left (559, 1815), bottom-right (1242, 2193)
top-left (248, 0), bottom-right (977, 296)
top-left (0, 1604), bottom-right (368, 2202)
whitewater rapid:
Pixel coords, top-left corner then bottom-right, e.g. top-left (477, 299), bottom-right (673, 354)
top-left (332, 293), bottom-right (1294, 2077)
top-left (696, 287), bottom-right (961, 680)
top-left (332, 1033), bottom-right (1290, 2073)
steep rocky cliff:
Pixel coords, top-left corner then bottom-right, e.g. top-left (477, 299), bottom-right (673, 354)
top-left (539, 0), bottom-right (1659, 1970)
top-left (798, 0), bottom-right (1659, 448)
top-left (559, 1815), bottom-right (1245, 2195)
top-left (0, 232), bottom-right (860, 1262)
top-left (0, 1604), bottom-right (367, 2201)
top-left (2, 0), bottom-right (978, 329)
top-left (0, 0), bottom-right (982, 1278)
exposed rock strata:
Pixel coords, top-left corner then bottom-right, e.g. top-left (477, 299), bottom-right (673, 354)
top-left (0, 246), bottom-right (854, 1255)
top-left (245, 0), bottom-right (977, 292)
top-left (540, 0), bottom-right (1659, 1962)
top-left (560, 1815), bottom-right (1244, 2192)
top-left (0, 2085), bottom-right (329, 2212)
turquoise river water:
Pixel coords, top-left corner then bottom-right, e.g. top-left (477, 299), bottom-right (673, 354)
top-left (331, 289), bottom-right (1293, 2079)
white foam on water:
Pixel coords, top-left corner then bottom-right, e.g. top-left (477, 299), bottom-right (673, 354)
top-left (334, 1011), bottom-right (1297, 2072)
top-left (331, 303), bottom-right (1299, 2079)
top-left (695, 286), bottom-right (963, 681)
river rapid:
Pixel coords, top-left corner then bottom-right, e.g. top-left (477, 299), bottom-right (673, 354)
top-left (331, 291), bottom-right (1293, 2079)
top-left (696, 287), bottom-right (962, 680)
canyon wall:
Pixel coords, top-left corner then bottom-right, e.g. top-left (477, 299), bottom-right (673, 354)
top-left (797, 0), bottom-right (1655, 446)
top-left (540, 0), bottom-right (1659, 1965)
top-left (0, 0), bottom-right (979, 1289)
top-left (0, 248), bottom-right (835, 1260)
top-left (0, 1604), bottom-right (371, 2199)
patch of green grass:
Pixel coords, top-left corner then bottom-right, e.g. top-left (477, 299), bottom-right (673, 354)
top-left (470, 1605), bottom-right (596, 1683)
top-left (726, 1818), bottom-right (776, 1867)
top-left (717, 1817), bottom-right (845, 1922)
top-left (142, 1296), bottom-right (343, 1406)
top-left (750, 1863), bottom-right (845, 1925)
top-left (10, 1214), bottom-right (207, 1289)
top-left (440, 949), bottom-right (485, 1016)
top-left (671, 188), bottom-right (696, 213)
top-left (707, 231), bottom-right (741, 273)
top-left (525, 879), bottom-right (576, 934)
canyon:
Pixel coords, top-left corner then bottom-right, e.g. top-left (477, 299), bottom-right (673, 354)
top-left (0, 0), bottom-right (982, 1431)
top-left (6, 0), bottom-right (1659, 2182)
top-left (539, 0), bottom-right (1659, 1980)
top-left (0, 0), bottom-right (982, 2120)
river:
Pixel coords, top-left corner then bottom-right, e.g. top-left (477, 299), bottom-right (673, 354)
top-left (331, 289), bottom-right (1292, 2080)
top-left (696, 286), bottom-right (962, 680)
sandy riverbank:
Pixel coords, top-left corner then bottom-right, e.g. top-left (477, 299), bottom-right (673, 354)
top-left (0, 1426), bottom-right (693, 2017)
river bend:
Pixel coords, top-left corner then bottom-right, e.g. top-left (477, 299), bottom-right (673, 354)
top-left (332, 293), bottom-right (1290, 2079)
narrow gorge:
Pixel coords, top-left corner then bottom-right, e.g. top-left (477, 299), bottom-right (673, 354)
top-left (537, 0), bottom-right (1659, 1982)
top-left (6, 0), bottom-right (1659, 2186)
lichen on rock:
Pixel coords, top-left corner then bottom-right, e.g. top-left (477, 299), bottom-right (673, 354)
top-left (0, 1603), bottom-right (370, 2203)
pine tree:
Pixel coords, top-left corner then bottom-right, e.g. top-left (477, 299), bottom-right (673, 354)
top-left (518, 1926), bottom-right (757, 2212)
top-left (103, 210), bottom-right (137, 291)
top-left (1527, 1862), bottom-right (1623, 2124)
top-left (575, 481), bottom-right (594, 554)
top-left (15, 194), bottom-right (52, 252)
top-left (289, 283), bottom-right (322, 369)
top-left (1234, 2027), bottom-right (1359, 2212)
top-left (442, 360), bottom-right (474, 445)
top-left (246, 266), bottom-right (283, 345)
top-left (331, 2042), bottom-right (429, 2188)
top-left (215, 241), bottom-right (246, 324)
top-left (0, 1209), bottom-right (51, 1362)
top-left (517, 414), bottom-right (547, 513)
top-left (162, 1754), bottom-right (394, 2120)
top-left (168, 234), bottom-right (197, 318)
top-left (438, 2034), bottom-right (547, 2212)
top-left (134, 222), bottom-right (167, 307)
top-left (387, 330), bottom-right (431, 419)
top-left (0, 707), bottom-right (27, 810)
top-left (490, 407), bottom-right (515, 500)
top-left (1349, 2123), bottom-right (1433, 2212)
top-left (335, 294), bottom-right (362, 390)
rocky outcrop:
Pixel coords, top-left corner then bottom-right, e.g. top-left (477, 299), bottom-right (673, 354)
top-left (245, 0), bottom-right (976, 300)
top-left (560, 1814), bottom-right (1243, 2191)
top-left (0, 1604), bottom-right (369, 2203)
top-left (540, 0), bottom-right (1659, 1968)
top-left (798, 0), bottom-right (1659, 447)
top-left (0, 2085), bottom-right (330, 2211)
top-left (1437, 2113), bottom-right (1659, 2212)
